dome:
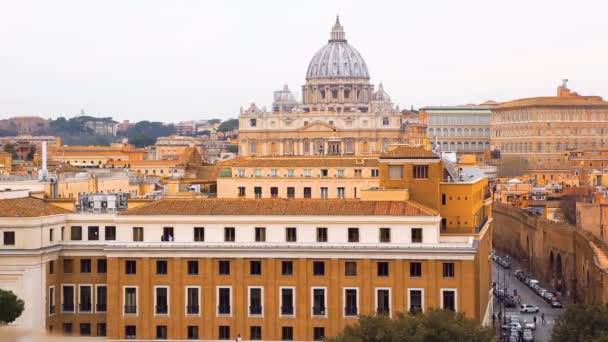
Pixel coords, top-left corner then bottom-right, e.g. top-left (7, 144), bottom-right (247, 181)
top-left (306, 17), bottom-right (370, 80)
top-left (372, 83), bottom-right (390, 102)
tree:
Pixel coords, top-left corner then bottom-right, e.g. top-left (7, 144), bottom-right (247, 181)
top-left (327, 310), bottom-right (496, 342)
top-left (225, 144), bottom-right (238, 153)
top-left (552, 303), bottom-right (608, 342)
top-left (217, 119), bottom-right (238, 132)
top-left (3, 143), bottom-right (17, 158)
top-left (0, 289), bottom-right (25, 324)
top-left (208, 118), bottom-right (221, 124)
top-left (129, 135), bottom-right (157, 148)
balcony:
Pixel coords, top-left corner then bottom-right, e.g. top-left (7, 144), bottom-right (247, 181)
top-left (155, 305), bottom-right (168, 315)
top-left (249, 305), bottom-right (262, 316)
top-left (186, 305), bottom-right (199, 315)
top-left (124, 305), bottom-right (137, 314)
top-left (344, 306), bottom-right (358, 316)
top-left (312, 305), bottom-right (326, 316)
top-left (79, 303), bottom-right (92, 312)
top-left (62, 303), bottom-right (74, 312)
top-left (218, 304), bottom-right (231, 315)
top-left (281, 305), bottom-right (294, 316)
top-left (96, 303), bottom-right (107, 312)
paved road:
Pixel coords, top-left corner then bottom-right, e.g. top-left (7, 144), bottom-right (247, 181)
top-left (492, 252), bottom-right (564, 342)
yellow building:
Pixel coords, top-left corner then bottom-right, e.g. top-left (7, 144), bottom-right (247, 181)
top-left (155, 135), bottom-right (207, 160)
top-left (0, 151), bottom-right (12, 175)
top-left (238, 18), bottom-right (426, 157)
top-left (47, 143), bottom-right (147, 168)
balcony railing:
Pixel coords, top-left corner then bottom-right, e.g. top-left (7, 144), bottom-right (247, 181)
top-left (249, 305), bottom-right (262, 315)
top-left (96, 303), bottom-right (107, 312)
top-left (312, 305), bottom-right (326, 316)
top-left (218, 304), bottom-right (231, 315)
top-left (124, 305), bottom-right (137, 314)
top-left (62, 303), bottom-right (74, 312)
top-left (186, 305), bottom-right (199, 315)
top-left (155, 305), bottom-right (168, 314)
top-left (344, 306), bottom-right (358, 316)
top-left (281, 305), bottom-right (294, 316)
top-left (79, 303), bottom-right (92, 312)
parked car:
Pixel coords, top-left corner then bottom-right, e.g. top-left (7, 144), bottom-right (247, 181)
top-left (504, 296), bottom-right (518, 308)
top-left (543, 292), bottom-right (557, 303)
top-left (523, 320), bottom-right (536, 330)
top-left (523, 329), bottom-right (535, 341)
top-left (528, 279), bottom-right (539, 288)
top-left (503, 322), bottom-right (522, 332)
top-left (520, 304), bottom-right (540, 313)
top-left (551, 301), bottom-right (563, 308)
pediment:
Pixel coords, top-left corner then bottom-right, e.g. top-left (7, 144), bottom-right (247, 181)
top-left (301, 121), bottom-right (338, 132)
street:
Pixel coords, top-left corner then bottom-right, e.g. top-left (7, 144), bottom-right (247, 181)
top-left (492, 252), bottom-right (564, 342)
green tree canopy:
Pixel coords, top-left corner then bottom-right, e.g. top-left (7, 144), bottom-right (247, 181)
top-left (217, 118), bottom-right (238, 132)
top-left (0, 289), bottom-right (25, 324)
top-left (552, 303), bottom-right (608, 342)
top-left (3, 143), bottom-right (16, 158)
top-left (327, 310), bottom-right (496, 342)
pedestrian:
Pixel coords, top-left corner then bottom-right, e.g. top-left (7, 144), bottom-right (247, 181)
top-left (498, 311), bottom-right (502, 322)
top-left (533, 316), bottom-right (537, 325)
top-left (236, 334), bottom-right (242, 342)
top-left (541, 312), bottom-right (545, 325)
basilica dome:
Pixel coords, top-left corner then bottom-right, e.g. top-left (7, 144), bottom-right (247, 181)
top-left (305, 17), bottom-right (370, 80)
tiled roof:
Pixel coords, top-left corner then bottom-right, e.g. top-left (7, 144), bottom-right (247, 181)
top-left (0, 197), bottom-right (70, 217)
top-left (380, 146), bottom-right (438, 159)
top-left (177, 147), bottom-right (203, 166)
top-left (224, 157), bottom-right (379, 168)
top-left (120, 198), bottom-right (436, 216)
top-left (495, 96), bottom-right (608, 109)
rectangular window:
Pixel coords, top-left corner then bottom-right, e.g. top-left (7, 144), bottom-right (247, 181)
top-left (132, 227), bottom-right (143, 241)
top-left (156, 260), bottom-right (168, 275)
top-left (63, 259), bottom-right (73, 273)
top-left (238, 187), bottom-right (246, 197)
top-left (269, 169), bottom-right (279, 177)
top-left (345, 261), bottom-right (357, 276)
top-left (411, 228), bottom-right (423, 243)
top-left (443, 262), bottom-right (455, 278)
top-left (410, 262), bottom-right (422, 278)
top-left (287, 187), bottom-right (295, 198)
top-left (156, 325), bottom-right (167, 339)
top-left (376, 288), bottom-right (390, 315)
top-left (371, 169), bottom-right (380, 177)
top-left (80, 323), bottom-right (91, 336)
top-left (320, 187), bottom-right (328, 199)
top-left (441, 194), bottom-right (446, 205)
top-left (70, 226), bottom-right (82, 240)
top-left (224, 227), bottom-right (235, 242)
top-left (155, 287), bottom-right (169, 315)
top-left (409, 289), bottom-right (423, 313)
top-left (250, 326), bottom-right (262, 340)
top-left (187, 260), bottom-right (198, 275)
top-left (62, 323), bottom-right (72, 335)
top-left (271, 187), bottom-right (279, 198)
top-left (250, 118), bottom-right (257, 127)
top-left (79, 285), bottom-right (92, 312)
top-left (255, 227), bottom-right (266, 242)
top-left (303, 187), bottom-right (312, 198)
top-left (249, 287), bottom-right (263, 316)
top-left (186, 287), bottom-right (200, 315)
top-left (80, 259), bottom-right (91, 273)
top-left (187, 326), bottom-right (199, 340)
top-left (49, 228), bottom-right (54, 242)
top-left (87, 226), bottom-right (99, 240)
top-left (442, 289), bottom-right (456, 311)
top-left (345, 288), bottom-right (358, 316)
top-left (49, 260), bottom-right (54, 274)
top-left (314, 327), bottom-right (325, 341)
top-left (49, 287), bottom-right (56, 315)
top-left (337, 187), bottom-right (345, 198)
top-left (287, 169), bottom-right (295, 177)
top-left (336, 169), bottom-right (345, 177)
top-left (441, 218), bottom-right (447, 231)
top-left (354, 169), bottom-right (362, 177)
top-left (312, 288), bottom-right (326, 316)
top-left (379, 228), bottom-right (391, 242)
top-left (217, 287), bottom-right (231, 315)
top-left (125, 260), bottom-right (136, 275)
top-left (125, 325), bottom-right (136, 339)
top-left (61, 226), bottom-right (65, 240)
top-left (413, 165), bottom-right (429, 179)
top-left (285, 227), bottom-right (297, 242)
top-left (280, 288), bottom-right (295, 316)
top-left (316, 227), bottom-right (328, 242)
top-left (162, 227), bottom-right (174, 241)
top-left (282, 326), bottom-right (293, 341)
top-left (388, 165), bottom-right (404, 179)
top-left (96, 285), bottom-right (107, 312)
top-left (382, 117), bottom-right (390, 126)
top-left (348, 228), bottom-right (359, 242)
top-left (3, 231), bottom-right (15, 245)
top-left (219, 325), bottom-right (231, 339)
top-left (219, 260), bottom-right (230, 275)
top-left (97, 323), bottom-right (106, 337)
top-left (303, 169), bottom-right (312, 177)
top-left (250, 260), bottom-right (262, 275)
top-left (61, 285), bottom-right (75, 312)
top-left (105, 226), bottom-right (116, 240)
top-left (194, 227), bottom-right (204, 241)
top-left (377, 261), bottom-right (389, 277)
top-left (254, 186), bottom-right (262, 198)
top-left (313, 261), bottom-right (325, 276)
top-left (281, 261), bottom-right (293, 276)
top-left (97, 259), bottom-right (107, 273)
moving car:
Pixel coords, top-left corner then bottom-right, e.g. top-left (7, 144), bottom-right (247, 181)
top-left (520, 304), bottom-right (540, 313)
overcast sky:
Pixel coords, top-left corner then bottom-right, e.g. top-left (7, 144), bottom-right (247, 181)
top-left (1, 0), bottom-right (607, 122)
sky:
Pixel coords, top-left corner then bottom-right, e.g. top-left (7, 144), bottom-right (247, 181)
top-left (1, 0), bottom-right (607, 122)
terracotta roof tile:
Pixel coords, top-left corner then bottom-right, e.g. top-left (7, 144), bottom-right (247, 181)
top-left (0, 197), bottom-right (71, 217)
top-left (380, 146), bottom-right (438, 159)
top-left (120, 198), bottom-right (436, 216)
top-left (495, 96), bottom-right (608, 109)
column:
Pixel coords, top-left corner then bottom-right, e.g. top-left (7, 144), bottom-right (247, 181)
top-left (340, 141), bottom-right (344, 155)
top-left (324, 140), bottom-right (328, 156)
top-left (279, 140), bottom-right (284, 156)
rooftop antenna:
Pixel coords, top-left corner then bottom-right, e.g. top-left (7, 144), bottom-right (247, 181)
top-left (562, 79), bottom-right (568, 88)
